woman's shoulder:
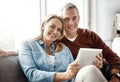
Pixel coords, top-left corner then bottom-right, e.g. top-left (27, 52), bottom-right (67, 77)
top-left (21, 39), bottom-right (41, 48)
top-left (22, 39), bottom-right (40, 44)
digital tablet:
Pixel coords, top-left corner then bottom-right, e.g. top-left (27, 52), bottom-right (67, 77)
top-left (76, 48), bottom-right (102, 68)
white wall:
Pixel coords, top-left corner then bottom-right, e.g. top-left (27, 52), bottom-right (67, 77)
top-left (46, 0), bottom-right (85, 28)
top-left (0, 0), bottom-right (40, 50)
top-left (94, 0), bottom-right (120, 48)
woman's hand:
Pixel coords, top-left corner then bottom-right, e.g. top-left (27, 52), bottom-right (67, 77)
top-left (93, 53), bottom-right (103, 69)
top-left (64, 60), bottom-right (80, 80)
top-left (54, 60), bottom-right (80, 82)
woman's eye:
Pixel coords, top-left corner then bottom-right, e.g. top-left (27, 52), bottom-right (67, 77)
top-left (50, 25), bottom-right (55, 28)
top-left (57, 29), bottom-right (62, 32)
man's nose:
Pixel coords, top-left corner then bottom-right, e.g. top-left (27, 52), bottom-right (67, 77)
top-left (69, 20), bottom-right (74, 25)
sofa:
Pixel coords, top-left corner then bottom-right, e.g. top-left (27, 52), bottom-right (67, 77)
top-left (112, 37), bottom-right (120, 57)
top-left (0, 55), bottom-right (28, 82)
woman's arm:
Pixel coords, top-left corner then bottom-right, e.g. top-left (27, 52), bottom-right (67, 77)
top-left (19, 41), bottom-right (80, 82)
top-left (54, 60), bottom-right (80, 82)
top-left (19, 41), bottom-right (56, 82)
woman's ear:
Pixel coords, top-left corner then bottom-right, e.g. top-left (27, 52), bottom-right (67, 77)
top-left (41, 23), bottom-right (44, 30)
top-left (41, 26), bottom-right (44, 30)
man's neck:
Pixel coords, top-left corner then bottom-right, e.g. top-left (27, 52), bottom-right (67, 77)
top-left (65, 32), bottom-right (77, 39)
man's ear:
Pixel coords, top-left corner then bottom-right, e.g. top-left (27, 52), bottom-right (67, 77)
top-left (78, 15), bottom-right (80, 22)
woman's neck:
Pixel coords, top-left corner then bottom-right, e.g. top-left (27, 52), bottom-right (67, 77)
top-left (42, 37), bottom-right (52, 46)
top-left (46, 46), bottom-right (51, 55)
top-left (42, 38), bottom-right (52, 55)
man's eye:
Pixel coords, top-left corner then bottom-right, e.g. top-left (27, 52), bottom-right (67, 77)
top-left (63, 18), bottom-right (69, 21)
top-left (73, 17), bottom-right (77, 21)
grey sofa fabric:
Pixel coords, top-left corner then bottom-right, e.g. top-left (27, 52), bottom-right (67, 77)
top-left (0, 55), bottom-right (28, 82)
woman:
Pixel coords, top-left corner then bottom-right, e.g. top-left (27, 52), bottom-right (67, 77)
top-left (19, 14), bottom-right (80, 82)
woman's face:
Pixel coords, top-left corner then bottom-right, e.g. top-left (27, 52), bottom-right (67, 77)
top-left (42, 18), bottom-right (63, 43)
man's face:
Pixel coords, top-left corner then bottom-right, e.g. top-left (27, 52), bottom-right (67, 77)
top-left (62, 8), bottom-right (80, 36)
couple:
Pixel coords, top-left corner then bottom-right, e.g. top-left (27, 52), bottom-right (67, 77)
top-left (1, 3), bottom-right (120, 82)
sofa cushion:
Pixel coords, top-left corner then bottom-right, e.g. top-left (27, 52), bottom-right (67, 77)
top-left (0, 55), bottom-right (28, 82)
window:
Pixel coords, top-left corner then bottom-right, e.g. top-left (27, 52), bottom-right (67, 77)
top-left (46, 0), bottom-right (84, 27)
top-left (0, 0), bottom-right (40, 50)
top-left (0, 0), bottom-right (87, 51)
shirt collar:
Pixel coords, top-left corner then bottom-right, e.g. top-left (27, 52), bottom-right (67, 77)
top-left (38, 40), bottom-right (55, 52)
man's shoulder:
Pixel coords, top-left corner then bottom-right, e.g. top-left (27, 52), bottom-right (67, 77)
top-left (78, 28), bottom-right (98, 35)
top-left (78, 28), bottom-right (93, 35)
top-left (78, 28), bottom-right (91, 32)
top-left (58, 36), bottom-right (66, 42)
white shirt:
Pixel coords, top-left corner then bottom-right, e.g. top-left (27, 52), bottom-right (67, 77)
top-left (49, 55), bottom-right (55, 67)
top-left (66, 35), bottom-right (78, 42)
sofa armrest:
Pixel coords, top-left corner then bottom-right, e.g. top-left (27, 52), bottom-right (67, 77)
top-left (0, 55), bottom-right (28, 82)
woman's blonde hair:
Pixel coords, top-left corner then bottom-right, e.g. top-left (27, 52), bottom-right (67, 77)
top-left (35, 14), bottom-right (64, 53)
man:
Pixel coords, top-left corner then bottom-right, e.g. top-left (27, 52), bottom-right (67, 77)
top-left (60, 3), bottom-right (120, 82)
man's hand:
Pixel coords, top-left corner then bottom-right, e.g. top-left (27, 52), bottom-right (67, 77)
top-left (110, 69), bottom-right (120, 82)
top-left (110, 76), bottom-right (120, 82)
top-left (93, 53), bottom-right (103, 69)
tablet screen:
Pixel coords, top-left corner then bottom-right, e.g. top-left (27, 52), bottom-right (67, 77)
top-left (76, 48), bottom-right (102, 68)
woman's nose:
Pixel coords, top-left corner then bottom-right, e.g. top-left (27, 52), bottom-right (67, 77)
top-left (53, 29), bottom-right (58, 34)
